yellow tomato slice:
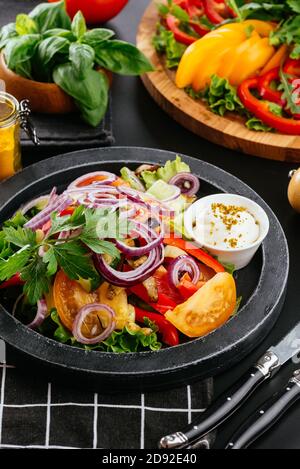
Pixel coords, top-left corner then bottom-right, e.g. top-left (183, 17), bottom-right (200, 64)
top-left (165, 272), bottom-right (237, 338)
top-left (98, 282), bottom-right (133, 330)
top-left (229, 37), bottom-right (275, 86)
top-left (175, 31), bottom-right (247, 88)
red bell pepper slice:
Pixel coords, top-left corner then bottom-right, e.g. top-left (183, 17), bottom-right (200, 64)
top-left (177, 273), bottom-right (205, 300)
top-left (0, 273), bottom-right (24, 290)
top-left (238, 77), bottom-right (300, 135)
top-left (202, 0), bottom-right (225, 24)
top-left (283, 58), bottom-right (300, 76)
top-left (166, 14), bottom-right (197, 45)
top-left (258, 68), bottom-right (285, 107)
top-left (134, 307), bottom-right (179, 346)
top-left (163, 235), bottom-right (225, 273)
top-left (60, 207), bottom-right (75, 217)
top-left (129, 284), bottom-right (178, 313)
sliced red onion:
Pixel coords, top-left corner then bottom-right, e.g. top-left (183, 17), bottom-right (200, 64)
top-left (117, 186), bottom-right (175, 216)
top-left (169, 173), bottom-right (200, 196)
top-left (24, 194), bottom-right (73, 231)
top-left (27, 299), bottom-right (48, 330)
top-left (72, 303), bottom-right (116, 345)
top-left (168, 255), bottom-right (200, 288)
top-left (115, 221), bottom-right (163, 258)
top-left (95, 244), bottom-right (164, 287)
top-left (67, 172), bottom-right (117, 190)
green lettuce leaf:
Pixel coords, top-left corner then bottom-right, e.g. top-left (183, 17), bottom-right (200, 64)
top-left (140, 155), bottom-right (190, 189)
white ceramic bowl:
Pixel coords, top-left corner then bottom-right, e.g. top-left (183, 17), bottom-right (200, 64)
top-left (184, 194), bottom-right (270, 270)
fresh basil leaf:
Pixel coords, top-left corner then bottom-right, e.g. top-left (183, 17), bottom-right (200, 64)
top-left (82, 28), bottom-right (115, 47)
top-left (0, 247), bottom-right (32, 282)
top-left (71, 11), bottom-right (87, 39)
top-left (43, 28), bottom-right (76, 41)
top-left (36, 36), bottom-right (70, 67)
top-left (14, 59), bottom-right (33, 79)
top-left (21, 255), bottom-right (50, 305)
top-left (69, 43), bottom-right (95, 79)
top-left (15, 14), bottom-right (38, 35)
top-left (94, 40), bottom-right (154, 75)
top-left (0, 23), bottom-right (17, 49)
top-left (4, 34), bottom-right (40, 70)
top-left (29, 0), bottom-right (71, 33)
top-left (53, 63), bottom-right (109, 126)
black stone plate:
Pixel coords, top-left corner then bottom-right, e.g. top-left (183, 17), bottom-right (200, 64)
top-left (0, 147), bottom-right (289, 392)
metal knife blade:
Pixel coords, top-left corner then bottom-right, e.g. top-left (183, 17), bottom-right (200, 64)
top-left (269, 322), bottom-right (300, 367)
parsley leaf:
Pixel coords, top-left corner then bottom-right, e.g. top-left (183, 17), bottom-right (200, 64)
top-left (21, 254), bottom-right (51, 305)
top-left (3, 211), bottom-right (28, 228)
top-left (0, 247), bottom-right (32, 281)
top-left (52, 240), bottom-right (100, 281)
top-left (42, 246), bottom-right (58, 276)
top-left (2, 226), bottom-right (37, 248)
top-left (48, 205), bottom-right (85, 236)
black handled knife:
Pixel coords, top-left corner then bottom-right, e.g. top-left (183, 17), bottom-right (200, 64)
top-left (226, 370), bottom-right (300, 449)
top-left (159, 322), bottom-right (300, 449)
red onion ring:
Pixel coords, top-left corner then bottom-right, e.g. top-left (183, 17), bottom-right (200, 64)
top-left (24, 194), bottom-right (73, 231)
top-left (72, 303), bottom-right (116, 345)
top-left (27, 299), bottom-right (48, 330)
top-left (19, 188), bottom-right (58, 216)
top-left (67, 172), bottom-right (117, 190)
top-left (95, 244), bottom-right (164, 287)
top-left (115, 221), bottom-right (163, 258)
top-left (169, 173), bottom-right (200, 196)
top-left (168, 256), bottom-right (200, 288)
top-left (117, 186), bottom-right (175, 217)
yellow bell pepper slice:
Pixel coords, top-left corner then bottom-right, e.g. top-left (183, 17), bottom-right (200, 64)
top-left (241, 19), bottom-right (276, 37)
top-left (260, 44), bottom-right (288, 75)
top-left (229, 37), bottom-right (275, 86)
top-left (176, 29), bottom-right (247, 88)
top-left (217, 32), bottom-right (261, 84)
top-left (165, 272), bottom-right (236, 338)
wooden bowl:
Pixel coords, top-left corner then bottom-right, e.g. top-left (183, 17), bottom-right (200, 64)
top-left (0, 52), bottom-right (76, 114)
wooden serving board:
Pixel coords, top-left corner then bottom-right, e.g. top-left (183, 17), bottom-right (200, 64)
top-left (137, 1), bottom-right (300, 163)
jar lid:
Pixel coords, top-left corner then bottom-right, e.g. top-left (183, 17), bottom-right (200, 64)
top-left (0, 92), bottom-right (19, 126)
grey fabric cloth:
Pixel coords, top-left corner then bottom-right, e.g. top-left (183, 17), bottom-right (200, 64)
top-left (0, 0), bottom-right (114, 149)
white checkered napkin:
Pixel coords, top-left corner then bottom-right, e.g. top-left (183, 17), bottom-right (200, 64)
top-left (0, 340), bottom-right (214, 449)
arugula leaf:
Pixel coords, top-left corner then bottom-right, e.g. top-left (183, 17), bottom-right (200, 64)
top-left (270, 15), bottom-right (300, 47)
top-left (21, 255), bottom-right (50, 305)
top-left (29, 0), bottom-right (71, 33)
top-left (153, 24), bottom-right (186, 69)
top-left (94, 40), bottom-right (155, 75)
top-left (0, 247), bottom-right (32, 282)
top-left (69, 43), bottom-right (95, 79)
top-left (279, 69), bottom-right (300, 115)
top-left (15, 14), bottom-right (38, 35)
top-left (71, 11), bottom-right (87, 39)
top-left (2, 226), bottom-right (36, 248)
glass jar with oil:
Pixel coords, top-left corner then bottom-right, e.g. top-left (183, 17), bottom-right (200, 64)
top-left (0, 92), bottom-right (21, 181)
